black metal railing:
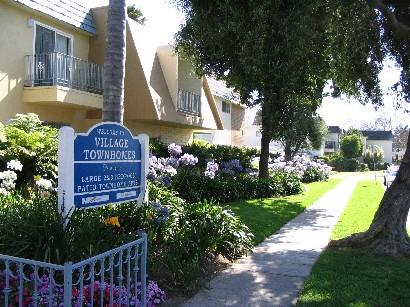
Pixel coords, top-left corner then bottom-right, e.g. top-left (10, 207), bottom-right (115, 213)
top-left (25, 52), bottom-right (103, 94)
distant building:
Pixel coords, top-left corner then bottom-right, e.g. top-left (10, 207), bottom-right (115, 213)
top-left (361, 130), bottom-right (394, 163)
top-left (244, 125), bottom-right (394, 163)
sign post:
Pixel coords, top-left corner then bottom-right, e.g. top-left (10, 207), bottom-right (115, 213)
top-left (58, 122), bottom-right (148, 216)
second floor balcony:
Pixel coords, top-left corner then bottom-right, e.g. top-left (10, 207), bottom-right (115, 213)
top-left (177, 88), bottom-right (201, 116)
top-left (25, 52), bottom-right (103, 95)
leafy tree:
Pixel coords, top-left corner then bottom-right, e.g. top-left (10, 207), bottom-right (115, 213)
top-left (102, 0), bottom-right (127, 123)
top-left (340, 134), bottom-right (363, 159)
top-left (127, 4), bottom-right (146, 25)
top-left (346, 127), bottom-right (365, 149)
top-left (393, 124), bottom-right (409, 152)
top-left (270, 99), bottom-right (328, 161)
top-left (363, 145), bottom-right (385, 169)
top-left (173, 0), bottom-right (384, 177)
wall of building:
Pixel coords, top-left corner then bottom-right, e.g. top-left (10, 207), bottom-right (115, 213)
top-left (0, 0), bottom-right (92, 129)
top-left (86, 118), bottom-right (194, 146)
top-left (214, 97), bottom-right (232, 130)
top-left (366, 140), bottom-right (393, 163)
top-left (231, 104), bottom-right (245, 147)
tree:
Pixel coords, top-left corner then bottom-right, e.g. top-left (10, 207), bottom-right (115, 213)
top-left (393, 124), bottom-right (409, 152)
top-left (127, 4), bottom-right (146, 25)
top-left (270, 99), bottom-right (328, 161)
top-left (374, 113), bottom-right (392, 131)
top-left (174, 0), bottom-right (381, 177)
top-left (329, 1), bottom-right (410, 256)
top-left (363, 145), bottom-right (384, 169)
top-left (340, 134), bottom-right (363, 159)
top-left (102, 0), bottom-right (127, 123)
top-left (360, 112), bottom-right (392, 131)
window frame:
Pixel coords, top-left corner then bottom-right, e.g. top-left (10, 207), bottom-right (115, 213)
top-left (32, 21), bottom-right (74, 56)
top-left (222, 101), bottom-right (231, 114)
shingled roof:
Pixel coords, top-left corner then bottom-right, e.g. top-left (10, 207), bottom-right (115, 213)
top-left (207, 78), bottom-right (241, 104)
top-left (15, 0), bottom-right (97, 35)
top-left (361, 130), bottom-right (394, 141)
top-left (328, 126), bottom-right (345, 134)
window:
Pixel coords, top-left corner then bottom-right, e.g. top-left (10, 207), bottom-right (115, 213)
top-left (325, 141), bottom-right (335, 149)
top-left (33, 22), bottom-right (73, 87)
top-left (222, 101), bottom-right (231, 114)
top-left (256, 131), bottom-right (262, 137)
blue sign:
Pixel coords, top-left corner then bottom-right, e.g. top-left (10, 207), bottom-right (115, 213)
top-left (72, 123), bottom-right (147, 209)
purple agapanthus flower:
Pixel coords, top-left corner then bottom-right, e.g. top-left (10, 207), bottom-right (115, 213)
top-left (179, 153), bottom-right (198, 166)
top-left (168, 143), bottom-right (182, 156)
top-left (204, 161), bottom-right (219, 179)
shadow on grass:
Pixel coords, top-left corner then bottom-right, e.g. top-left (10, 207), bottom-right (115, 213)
top-left (297, 247), bottom-right (410, 306)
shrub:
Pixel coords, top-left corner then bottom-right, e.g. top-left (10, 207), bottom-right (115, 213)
top-left (149, 137), bottom-right (168, 158)
top-left (377, 162), bottom-right (390, 170)
top-left (0, 113), bottom-right (58, 189)
top-left (360, 163), bottom-right (369, 171)
top-left (317, 155), bottom-right (330, 163)
top-left (343, 158), bottom-right (361, 172)
top-left (270, 155), bottom-right (331, 183)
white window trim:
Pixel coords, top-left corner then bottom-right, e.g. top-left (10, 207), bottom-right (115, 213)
top-left (32, 20), bottom-right (74, 55)
top-left (222, 101), bottom-right (231, 114)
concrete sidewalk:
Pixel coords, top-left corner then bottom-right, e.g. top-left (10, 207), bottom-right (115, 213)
top-left (182, 177), bottom-right (361, 307)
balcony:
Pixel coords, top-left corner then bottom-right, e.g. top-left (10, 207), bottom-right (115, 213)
top-left (25, 53), bottom-right (103, 95)
top-left (177, 88), bottom-right (201, 116)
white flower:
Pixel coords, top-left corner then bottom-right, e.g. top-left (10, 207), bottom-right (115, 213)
top-left (35, 178), bottom-right (53, 190)
top-left (0, 187), bottom-right (9, 196)
top-left (164, 165), bottom-right (177, 176)
top-left (7, 160), bottom-right (23, 171)
top-left (0, 170), bottom-right (17, 190)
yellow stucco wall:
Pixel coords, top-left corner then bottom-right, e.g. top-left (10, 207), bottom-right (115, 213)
top-left (85, 118), bottom-right (194, 146)
top-left (0, 0), bottom-right (93, 131)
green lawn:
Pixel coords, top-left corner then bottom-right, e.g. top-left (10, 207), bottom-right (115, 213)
top-left (227, 178), bottom-right (342, 245)
top-left (297, 180), bottom-right (410, 306)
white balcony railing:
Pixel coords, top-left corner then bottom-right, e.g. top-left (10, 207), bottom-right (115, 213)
top-left (177, 88), bottom-right (201, 116)
top-left (25, 52), bottom-right (103, 94)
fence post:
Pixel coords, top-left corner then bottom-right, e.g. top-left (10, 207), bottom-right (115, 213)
top-left (141, 232), bottom-right (147, 307)
top-left (64, 262), bottom-right (73, 306)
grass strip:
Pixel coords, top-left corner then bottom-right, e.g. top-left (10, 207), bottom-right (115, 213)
top-left (297, 180), bottom-right (410, 306)
top-left (227, 178), bottom-right (342, 245)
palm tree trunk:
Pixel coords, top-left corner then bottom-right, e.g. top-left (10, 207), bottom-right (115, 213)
top-left (102, 0), bottom-right (127, 123)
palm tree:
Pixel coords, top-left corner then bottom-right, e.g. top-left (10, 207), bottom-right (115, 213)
top-left (127, 4), bottom-right (146, 25)
top-left (102, 0), bottom-right (127, 123)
